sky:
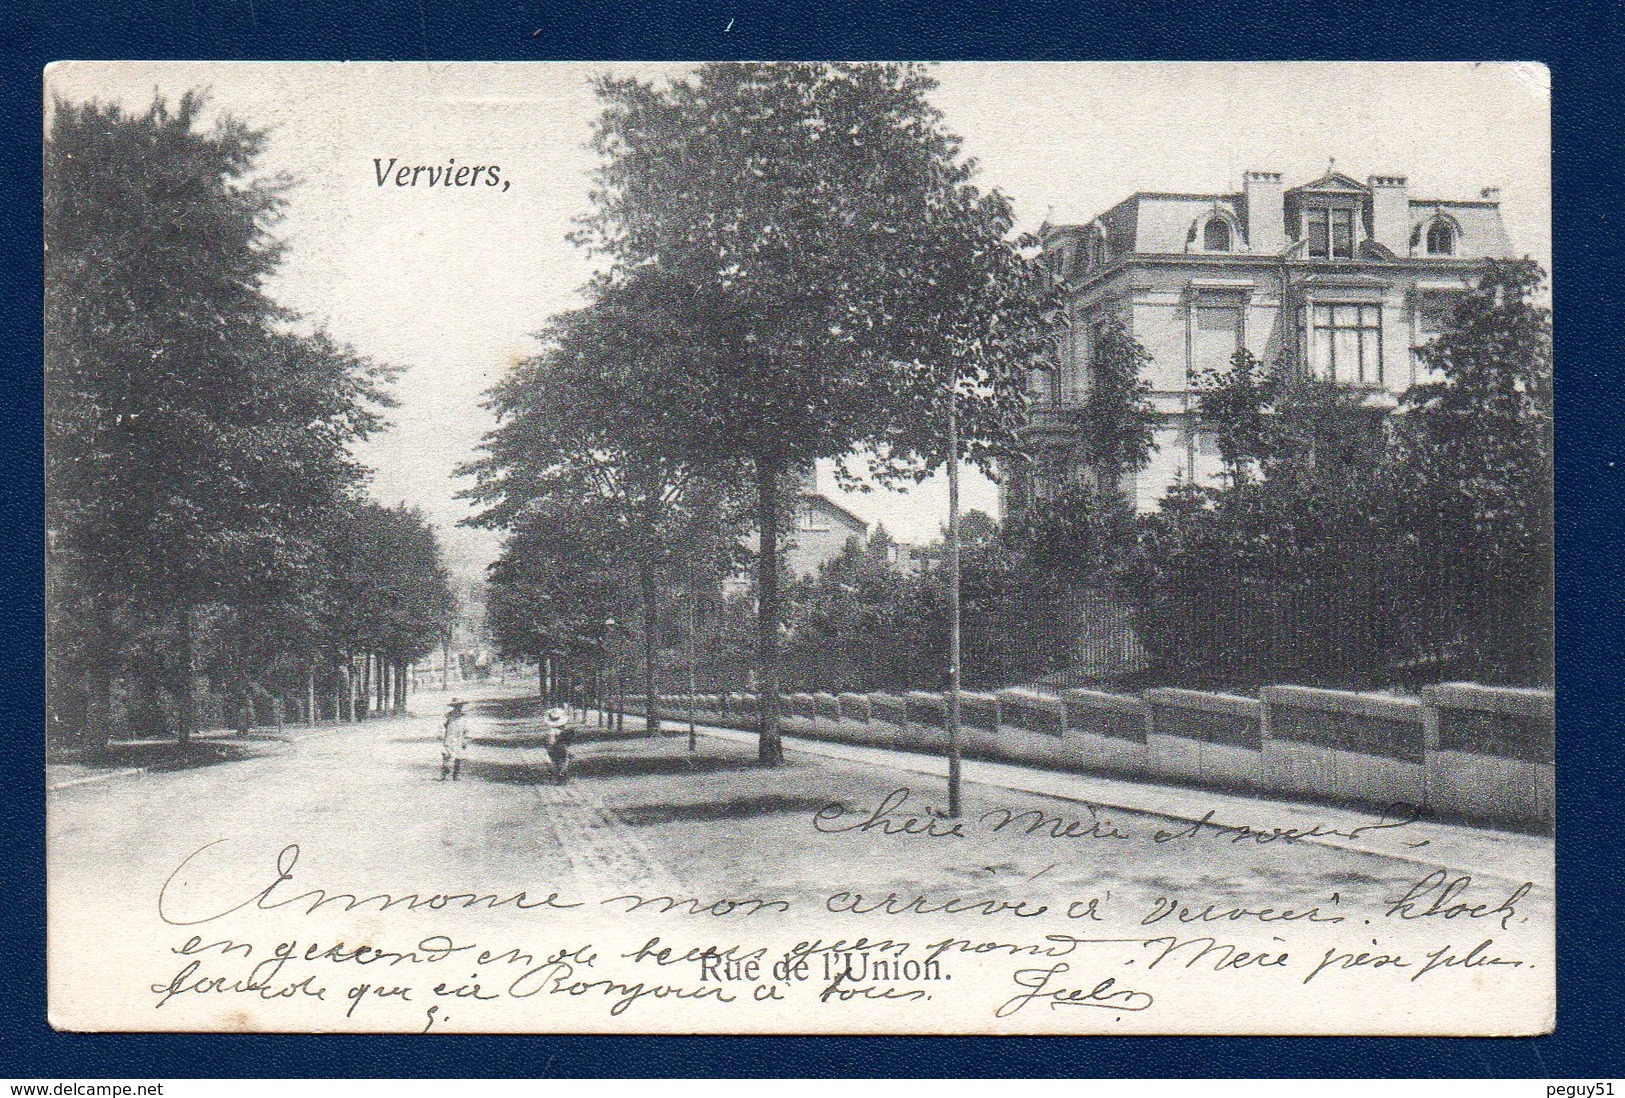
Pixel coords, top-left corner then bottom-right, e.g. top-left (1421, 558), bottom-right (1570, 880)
top-left (44, 61), bottom-right (1551, 581)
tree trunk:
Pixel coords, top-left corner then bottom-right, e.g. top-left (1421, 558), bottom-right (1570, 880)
top-left (396, 660), bottom-right (407, 713)
top-left (234, 678), bottom-right (251, 736)
top-left (306, 668), bottom-right (317, 728)
top-left (638, 557), bottom-right (661, 736)
top-left (176, 604), bottom-right (197, 744)
top-left (754, 454), bottom-right (785, 765)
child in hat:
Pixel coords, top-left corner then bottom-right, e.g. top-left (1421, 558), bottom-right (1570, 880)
top-left (543, 705), bottom-right (574, 784)
top-left (441, 698), bottom-right (469, 781)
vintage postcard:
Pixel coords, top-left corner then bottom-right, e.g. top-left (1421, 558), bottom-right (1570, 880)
top-left (44, 61), bottom-right (1553, 1035)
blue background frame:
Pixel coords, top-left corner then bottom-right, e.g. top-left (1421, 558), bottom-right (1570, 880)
top-left (8, 0), bottom-right (1621, 1077)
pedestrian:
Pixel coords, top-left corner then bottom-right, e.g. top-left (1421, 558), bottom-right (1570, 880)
top-left (543, 705), bottom-right (573, 784)
top-left (441, 698), bottom-right (469, 781)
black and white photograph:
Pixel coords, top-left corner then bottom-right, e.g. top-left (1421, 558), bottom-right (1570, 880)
top-left (43, 60), bottom-right (1554, 1035)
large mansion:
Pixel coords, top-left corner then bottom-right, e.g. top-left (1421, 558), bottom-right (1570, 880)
top-left (1006, 165), bottom-right (1515, 514)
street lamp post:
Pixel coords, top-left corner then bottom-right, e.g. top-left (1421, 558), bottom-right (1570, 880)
top-left (604, 617), bottom-right (630, 733)
top-left (946, 375), bottom-right (963, 819)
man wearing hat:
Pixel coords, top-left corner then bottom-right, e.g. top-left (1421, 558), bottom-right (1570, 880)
top-left (440, 698), bottom-right (469, 781)
top-left (543, 705), bottom-right (574, 784)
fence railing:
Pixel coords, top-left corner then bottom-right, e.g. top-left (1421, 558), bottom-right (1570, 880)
top-left (635, 681), bottom-right (1553, 830)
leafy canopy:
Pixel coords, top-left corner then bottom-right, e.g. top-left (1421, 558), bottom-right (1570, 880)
top-left (575, 62), bottom-right (1054, 478)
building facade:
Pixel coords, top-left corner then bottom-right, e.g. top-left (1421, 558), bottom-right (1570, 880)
top-left (1006, 166), bottom-right (1514, 514)
top-left (785, 489), bottom-right (870, 579)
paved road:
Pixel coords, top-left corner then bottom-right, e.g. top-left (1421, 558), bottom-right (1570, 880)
top-left (49, 687), bottom-right (1553, 905)
top-left (46, 688), bottom-right (1555, 1035)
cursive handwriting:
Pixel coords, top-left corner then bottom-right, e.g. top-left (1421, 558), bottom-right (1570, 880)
top-left (994, 963), bottom-right (1154, 1017)
top-left (151, 958), bottom-right (328, 1009)
top-left (160, 841), bottom-right (583, 926)
top-left (979, 805), bottom-right (1131, 841)
top-left (1140, 894), bottom-right (1344, 926)
top-left (827, 891), bottom-right (1048, 918)
top-left (1384, 870), bottom-right (1531, 931)
top-left (506, 961), bottom-right (736, 1015)
top-left (1153, 804), bottom-right (1425, 845)
top-left (1411, 938), bottom-right (1525, 981)
top-left (814, 789), bottom-right (967, 838)
top-left (600, 894), bottom-right (790, 916)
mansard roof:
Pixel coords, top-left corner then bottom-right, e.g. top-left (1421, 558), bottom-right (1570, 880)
top-left (1046, 168), bottom-right (1513, 270)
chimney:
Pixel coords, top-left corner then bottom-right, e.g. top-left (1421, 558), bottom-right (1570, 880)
top-left (1368, 174), bottom-right (1409, 253)
top-left (1243, 171), bottom-right (1285, 252)
top-left (1481, 186), bottom-right (1502, 202)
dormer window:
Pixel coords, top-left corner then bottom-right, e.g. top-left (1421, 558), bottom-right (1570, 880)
top-left (1202, 217), bottom-right (1233, 252)
top-left (1305, 207), bottom-right (1356, 259)
top-left (1425, 218), bottom-right (1457, 256)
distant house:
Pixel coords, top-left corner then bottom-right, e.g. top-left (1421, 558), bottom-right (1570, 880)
top-left (726, 469), bottom-right (871, 592)
top-left (880, 538), bottom-right (936, 578)
top-left (785, 485), bottom-right (869, 579)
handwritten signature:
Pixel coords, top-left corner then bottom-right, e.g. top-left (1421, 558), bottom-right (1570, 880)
top-left (994, 963), bottom-right (1154, 1017)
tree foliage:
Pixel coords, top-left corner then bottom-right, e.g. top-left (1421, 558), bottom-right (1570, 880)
top-left (1194, 347), bottom-right (1281, 485)
top-left (330, 503), bottom-right (457, 664)
top-left (1066, 315), bottom-right (1159, 488)
top-left (576, 62), bottom-right (1055, 760)
top-left (462, 272), bottom-right (749, 729)
top-left (45, 91), bottom-right (423, 745)
top-left (1124, 260), bottom-right (1553, 688)
top-left (1392, 258), bottom-right (1554, 679)
top-left (775, 513), bottom-right (1074, 694)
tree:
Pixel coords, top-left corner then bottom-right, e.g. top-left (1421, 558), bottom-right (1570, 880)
top-left (576, 62), bottom-right (1053, 762)
top-left (1194, 347), bottom-right (1282, 486)
top-left (328, 503), bottom-right (458, 716)
top-left (485, 501), bottom-right (625, 702)
top-left (45, 92), bottom-right (392, 745)
top-left (781, 535), bottom-right (916, 692)
top-left (1067, 315), bottom-right (1159, 491)
top-left (462, 272), bottom-right (747, 734)
top-left (1123, 268), bottom-right (1556, 691)
top-left (1393, 258), bottom-right (1553, 681)
top-left (1125, 372), bottom-right (1396, 687)
top-left (1007, 481), bottom-right (1138, 585)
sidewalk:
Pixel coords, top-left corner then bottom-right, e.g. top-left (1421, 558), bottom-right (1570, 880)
top-left (46, 715), bottom-right (388, 791)
top-left (44, 682), bottom-right (534, 792)
top-left (668, 717), bottom-right (1554, 887)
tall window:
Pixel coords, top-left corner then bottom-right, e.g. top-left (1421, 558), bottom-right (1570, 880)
top-left (1066, 323), bottom-right (1091, 402)
top-left (1310, 303), bottom-right (1382, 385)
top-left (1203, 217), bottom-right (1232, 252)
top-left (1193, 302), bottom-right (1243, 375)
top-left (1412, 293), bottom-right (1458, 380)
top-left (1305, 207), bottom-right (1356, 258)
top-left (1425, 219), bottom-right (1457, 256)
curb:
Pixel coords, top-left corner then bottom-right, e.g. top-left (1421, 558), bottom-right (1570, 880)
top-left (45, 719), bottom-right (375, 791)
top-left (47, 767), bottom-right (146, 791)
